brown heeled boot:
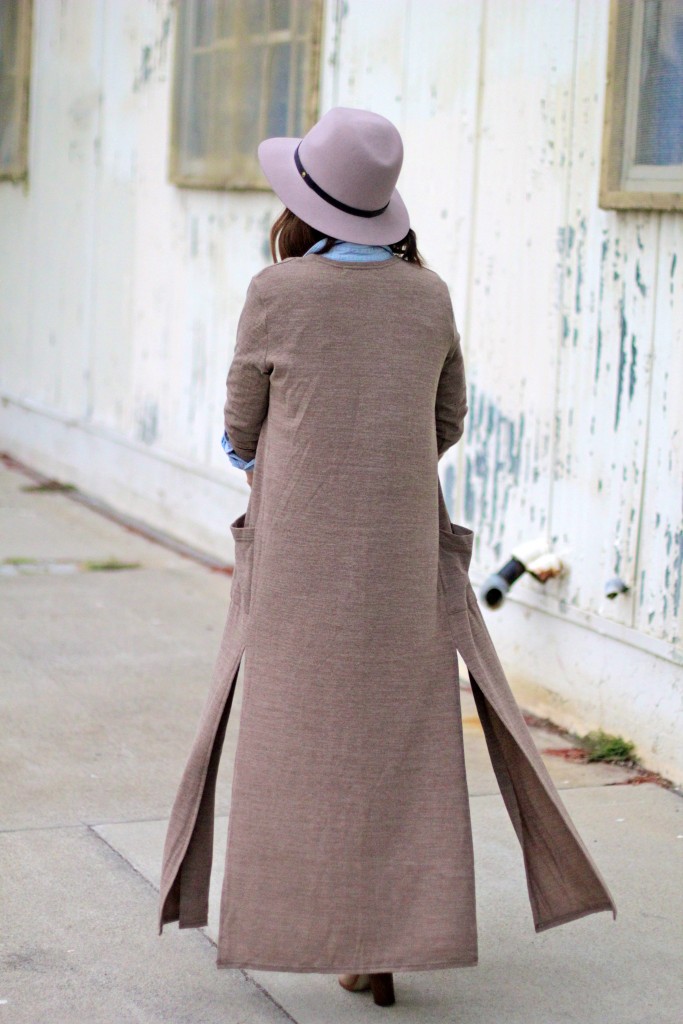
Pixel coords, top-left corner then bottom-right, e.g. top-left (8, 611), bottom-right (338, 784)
top-left (369, 972), bottom-right (395, 1006)
top-left (338, 971), bottom-right (396, 1006)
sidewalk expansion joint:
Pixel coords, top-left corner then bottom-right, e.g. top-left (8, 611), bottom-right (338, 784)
top-left (1, 451), bottom-right (234, 575)
top-left (88, 825), bottom-right (302, 1023)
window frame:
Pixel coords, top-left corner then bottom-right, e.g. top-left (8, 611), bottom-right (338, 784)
top-left (0, 0), bottom-right (33, 183)
top-left (168, 0), bottom-right (324, 192)
top-left (599, 0), bottom-right (683, 211)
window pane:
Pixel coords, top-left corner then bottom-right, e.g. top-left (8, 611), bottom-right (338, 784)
top-left (237, 44), bottom-right (265, 160)
top-left (213, 48), bottom-right (235, 167)
top-left (0, 74), bottom-right (19, 169)
top-left (171, 0), bottom-right (321, 187)
top-left (244, 0), bottom-right (266, 34)
top-left (635, 0), bottom-right (683, 165)
top-left (0, 0), bottom-right (21, 172)
top-left (186, 52), bottom-right (213, 160)
top-left (193, 0), bottom-right (216, 47)
top-left (0, 0), bottom-right (19, 73)
top-left (293, 37), bottom-right (309, 136)
top-left (216, 0), bottom-right (237, 38)
top-left (270, 0), bottom-right (290, 30)
top-left (266, 42), bottom-right (291, 136)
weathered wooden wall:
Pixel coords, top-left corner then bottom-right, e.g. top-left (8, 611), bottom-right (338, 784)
top-left (1, 0), bottom-right (681, 781)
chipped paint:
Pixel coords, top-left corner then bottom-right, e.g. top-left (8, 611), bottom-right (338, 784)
top-left (557, 224), bottom-right (575, 255)
top-left (136, 400), bottom-right (159, 445)
top-left (562, 314), bottom-right (570, 342)
top-left (594, 237), bottom-right (609, 383)
top-left (618, 294), bottom-right (626, 430)
top-left (635, 261), bottom-right (647, 297)
top-left (595, 324), bottom-right (603, 383)
top-left (464, 383), bottom-right (525, 547)
top-left (671, 252), bottom-right (678, 289)
top-left (133, 14), bottom-right (171, 91)
top-left (574, 217), bottom-right (586, 314)
top-left (675, 536), bottom-right (683, 620)
top-left (664, 526), bottom-right (683, 618)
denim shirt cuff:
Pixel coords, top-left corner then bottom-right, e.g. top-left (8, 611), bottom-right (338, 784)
top-left (221, 429), bottom-right (255, 470)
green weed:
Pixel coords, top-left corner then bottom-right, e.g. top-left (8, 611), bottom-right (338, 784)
top-left (83, 559), bottom-right (141, 572)
top-left (21, 480), bottom-right (77, 493)
top-left (580, 730), bottom-right (639, 765)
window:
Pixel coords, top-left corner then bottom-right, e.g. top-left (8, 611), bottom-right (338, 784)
top-left (169, 0), bottom-right (324, 190)
top-left (600, 0), bottom-right (683, 210)
top-left (0, 0), bottom-right (32, 182)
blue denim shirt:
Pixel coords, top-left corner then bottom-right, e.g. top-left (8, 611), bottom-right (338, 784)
top-left (222, 239), bottom-right (395, 470)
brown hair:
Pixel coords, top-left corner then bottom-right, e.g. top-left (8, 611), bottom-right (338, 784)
top-left (269, 208), bottom-right (425, 267)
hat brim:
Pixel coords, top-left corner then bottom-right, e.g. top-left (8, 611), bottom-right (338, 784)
top-left (258, 136), bottom-right (410, 246)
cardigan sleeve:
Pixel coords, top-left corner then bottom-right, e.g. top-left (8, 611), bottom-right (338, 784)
top-left (435, 301), bottom-right (468, 458)
top-left (223, 278), bottom-right (271, 465)
top-left (221, 429), bottom-right (255, 470)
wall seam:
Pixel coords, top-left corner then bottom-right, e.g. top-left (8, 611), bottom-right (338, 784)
top-left (548, 0), bottom-right (582, 548)
top-left (458, 0), bottom-right (488, 526)
top-left (82, 0), bottom-right (107, 421)
top-left (629, 211), bottom-right (662, 630)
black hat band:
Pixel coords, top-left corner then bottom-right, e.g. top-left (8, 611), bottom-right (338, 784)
top-left (294, 144), bottom-right (390, 219)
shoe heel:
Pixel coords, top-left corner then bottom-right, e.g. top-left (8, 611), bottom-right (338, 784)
top-left (369, 972), bottom-right (395, 1006)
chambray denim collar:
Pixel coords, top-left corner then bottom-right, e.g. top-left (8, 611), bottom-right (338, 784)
top-left (305, 238), bottom-right (394, 261)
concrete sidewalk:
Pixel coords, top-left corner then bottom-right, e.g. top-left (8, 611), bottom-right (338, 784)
top-left (1, 457), bottom-right (681, 1024)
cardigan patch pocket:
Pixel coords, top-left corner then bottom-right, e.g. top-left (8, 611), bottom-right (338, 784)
top-left (438, 521), bottom-right (474, 615)
top-left (230, 513), bottom-right (257, 614)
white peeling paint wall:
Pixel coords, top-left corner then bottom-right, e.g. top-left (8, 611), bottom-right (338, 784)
top-left (325, 0), bottom-right (682, 784)
top-left (0, 0), bottom-right (280, 555)
top-left (0, 0), bottom-right (681, 782)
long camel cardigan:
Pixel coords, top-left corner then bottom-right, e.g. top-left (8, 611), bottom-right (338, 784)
top-left (158, 252), bottom-right (617, 973)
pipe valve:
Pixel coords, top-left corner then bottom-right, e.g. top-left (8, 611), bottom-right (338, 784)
top-left (479, 535), bottom-right (564, 609)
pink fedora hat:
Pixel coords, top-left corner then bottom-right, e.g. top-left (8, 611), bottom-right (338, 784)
top-left (257, 106), bottom-right (410, 245)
